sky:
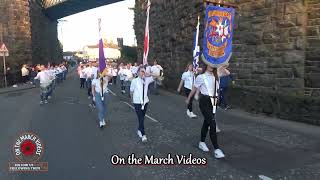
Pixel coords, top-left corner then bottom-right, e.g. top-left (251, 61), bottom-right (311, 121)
top-left (57, 0), bottom-right (136, 52)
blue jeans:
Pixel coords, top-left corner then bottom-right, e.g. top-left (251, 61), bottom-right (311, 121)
top-left (134, 103), bottom-right (148, 136)
top-left (95, 92), bottom-right (109, 123)
top-left (40, 85), bottom-right (49, 101)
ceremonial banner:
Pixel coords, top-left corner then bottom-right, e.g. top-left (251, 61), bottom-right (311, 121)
top-left (202, 5), bottom-right (235, 67)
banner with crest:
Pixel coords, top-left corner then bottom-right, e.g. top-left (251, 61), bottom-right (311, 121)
top-left (202, 5), bottom-right (235, 67)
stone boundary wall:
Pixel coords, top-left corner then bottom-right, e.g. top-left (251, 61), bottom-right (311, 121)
top-left (134, 0), bottom-right (320, 124)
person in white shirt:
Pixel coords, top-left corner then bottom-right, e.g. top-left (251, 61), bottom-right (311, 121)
top-left (177, 63), bottom-right (197, 118)
top-left (124, 64), bottom-right (133, 96)
top-left (186, 65), bottom-right (225, 159)
top-left (34, 66), bottom-right (51, 104)
top-left (130, 67), bottom-right (154, 142)
top-left (21, 64), bottom-right (29, 83)
top-left (118, 64), bottom-right (126, 93)
top-left (131, 63), bottom-right (139, 77)
top-left (79, 65), bottom-right (86, 88)
top-left (92, 68), bottom-right (113, 128)
top-left (111, 65), bottom-right (118, 85)
top-left (46, 66), bottom-right (56, 99)
top-left (150, 60), bottom-right (163, 95)
top-left (84, 64), bottom-right (94, 99)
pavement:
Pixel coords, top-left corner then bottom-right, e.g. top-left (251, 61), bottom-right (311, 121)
top-left (0, 71), bottom-right (319, 180)
top-left (0, 83), bottom-right (35, 94)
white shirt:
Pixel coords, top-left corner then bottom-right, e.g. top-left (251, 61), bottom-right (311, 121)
top-left (91, 67), bottom-right (98, 79)
top-left (92, 78), bottom-right (109, 94)
top-left (83, 67), bottom-right (93, 80)
top-left (120, 68), bottom-right (133, 81)
top-left (21, 67), bottom-right (29, 76)
top-left (34, 71), bottom-right (51, 84)
top-left (118, 68), bottom-right (126, 80)
top-left (151, 65), bottom-right (163, 77)
top-left (131, 66), bottom-right (139, 75)
top-left (145, 66), bottom-right (152, 75)
top-left (181, 71), bottom-right (195, 90)
top-left (130, 77), bottom-right (154, 104)
top-left (79, 69), bottom-right (85, 78)
top-left (194, 72), bottom-right (219, 97)
top-left (112, 68), bottom-right (118, 77)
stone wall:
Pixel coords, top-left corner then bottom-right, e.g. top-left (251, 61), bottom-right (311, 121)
top-left (0, 0), bottom-right (62, 75)
top-left (0, 0), bottom-right (32, 67)
top-left (134, 0), bottom-right (320, 124)
top-left (305, 0), bottom-right (320, 96)
top-left (30, 0), bottom-right (62, 64)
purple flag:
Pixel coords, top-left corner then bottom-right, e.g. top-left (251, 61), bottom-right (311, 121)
top-left (99, 38), bottom-right (106, 73)
top-left (98, 18), bottom-right (106, 73)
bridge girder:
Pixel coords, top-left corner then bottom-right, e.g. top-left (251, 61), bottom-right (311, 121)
top-left (42, 0), bottom-right (124, 20)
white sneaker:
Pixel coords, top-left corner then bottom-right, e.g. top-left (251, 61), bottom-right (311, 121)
top-left (216, 127), bottom-right (221, 133)
top-left (190, 112), bottom-right (197, 118)
top-left (141, 135), bottom-right (147, 142)
top-left (99, 121), bottom-right (103, 128)
top-left (214, 149), bottom-right (225, 159)
top-left (102, 120), bottom-right (106, 126)
top-left (198, 142), bottom-right (209, 152)
top-left (187, 110), bottom-right (193, 118)
top-left (137, 130), bottom-right (142, 138)
top-left (40, 101), bottom-right (44, 105)
top-left (44, 100), bottom-right (48, 104)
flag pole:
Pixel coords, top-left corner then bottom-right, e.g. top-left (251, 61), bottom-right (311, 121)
top-left (98, 18), bottom-right (104, 101)
top-left (142, 0), bottom-right (151, 65)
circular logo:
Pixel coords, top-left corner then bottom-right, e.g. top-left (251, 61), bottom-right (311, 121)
top-left (13, 132), bottom-right (44, 162)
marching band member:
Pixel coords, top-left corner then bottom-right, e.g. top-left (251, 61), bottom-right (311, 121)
top-left (130, 67), bottom-right (154, 142)
top-left (186, 65), bottom-right (225, 159)
top-left (92, 68), bottom-right (113, 128)
top-left (150, 60), bottom-right (163, 95)
top-left (118, 63), bottom-right (126, 94)
top-left (177, 63), bottom-right (197, 118)
top-left (131, 62), bottom-right (139, 77)
top-left (34, 65), bottom-right (51, 104)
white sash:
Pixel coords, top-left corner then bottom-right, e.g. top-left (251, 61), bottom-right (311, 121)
top-left (137, 78), bottom-right (145, 110)
top-left (203, 74), bottom-right (218, 114)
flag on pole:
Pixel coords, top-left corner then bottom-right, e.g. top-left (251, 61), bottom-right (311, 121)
top-left (98, 18), bottom-right (106, 73)
top-left (193, 16), bottom-right (200, 70)
top-left (142, 0), bottom-right (151, 65)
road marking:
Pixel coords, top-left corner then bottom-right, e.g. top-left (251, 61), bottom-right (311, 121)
top-left (108, 89), bottom-right (117, 96)
top-left (258, 175), bottom-right (273, 180)
top-left (122, 101), bottom-right (159, 123)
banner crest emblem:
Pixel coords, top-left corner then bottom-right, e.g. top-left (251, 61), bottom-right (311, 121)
top-left (202, 5), bottom-right (235, 67)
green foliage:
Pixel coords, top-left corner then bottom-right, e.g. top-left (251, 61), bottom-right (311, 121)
top-left (120, 46), bottom-right (138, 64)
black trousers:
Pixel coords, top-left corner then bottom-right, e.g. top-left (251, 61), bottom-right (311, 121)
top-left (184, 87), bottom-right (194, 112)
top-left (22, 76), bottom-right (28, 83)
top-left (80, 78), bottom-right (85, 88)
top-left (87, 79), bottom-right (92, 97)
top-left (120, 80), bottom-right (125, 91)
top-left (199, 95), bottom-right (219, 149)
top-left (134, 103), bottom-right (148, 136)
top-left (112, 76), bottom-right (117, 85)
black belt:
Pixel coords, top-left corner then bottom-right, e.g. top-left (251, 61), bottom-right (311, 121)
top-left (200, 94), bottom-right (218, 99)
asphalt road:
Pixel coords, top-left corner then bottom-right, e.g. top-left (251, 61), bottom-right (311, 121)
top-left (0, 72), bottom-right (319, 180)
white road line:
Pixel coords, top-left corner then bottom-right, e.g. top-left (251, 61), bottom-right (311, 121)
top-left (108, 89), bottom-right (117, 96)
top-left (258, 175), bottom-right (273, 180)
top-left (122, 101), bottom-right (159, 123)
